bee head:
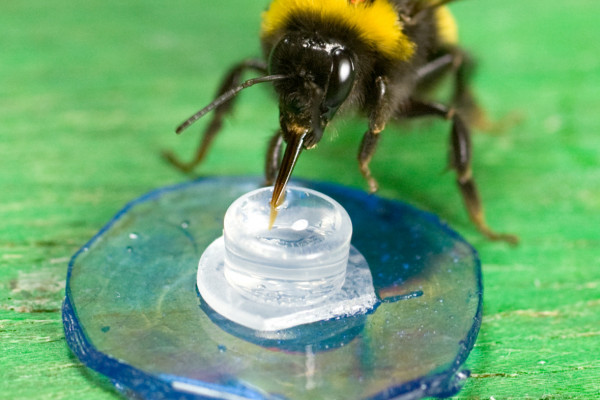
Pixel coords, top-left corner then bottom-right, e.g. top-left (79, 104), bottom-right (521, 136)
top-left (268, 32), bottom-right (356, 149)
top-left (266, 33), bottom-right (356, 212)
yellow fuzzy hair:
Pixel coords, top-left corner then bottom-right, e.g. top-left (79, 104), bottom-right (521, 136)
top-left (434, 6), bottom-right (458, 45)
top-left (261, 0), bottom-right (415, 61)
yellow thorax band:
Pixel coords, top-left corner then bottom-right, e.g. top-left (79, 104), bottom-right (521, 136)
top-left (261, 0), bottom-right (416, 60)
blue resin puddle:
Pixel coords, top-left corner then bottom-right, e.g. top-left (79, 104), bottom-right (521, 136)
top-left (63, 176), bottom-right (482, 400)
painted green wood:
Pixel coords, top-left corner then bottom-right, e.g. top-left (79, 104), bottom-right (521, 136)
top-left (1, 0), bottom-right (598, 399)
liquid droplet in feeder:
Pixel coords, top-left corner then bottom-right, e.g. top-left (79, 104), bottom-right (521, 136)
top-left (268, 190), bottom-right (285, 230)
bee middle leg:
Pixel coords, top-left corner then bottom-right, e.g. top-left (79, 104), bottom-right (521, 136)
top-left (163, 59), bottom-right (267, 172)
top-left (402, 99), bottom-right (518, 244)
top-left (358, 129), bottom-right (382, 193)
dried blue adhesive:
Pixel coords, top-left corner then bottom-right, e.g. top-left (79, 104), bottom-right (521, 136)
top-left (63, 176), bottom-right (482, 400)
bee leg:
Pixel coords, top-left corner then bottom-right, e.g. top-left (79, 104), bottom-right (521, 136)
top-left (163, 59), bottom-right (267, 173)
top-left (416, 50), bottom-right (490, 130)
top-left (264, 130), bottom-right (283, 185)
top-left (403, 100), bottom-right (519, 244)
top-left (358, 77), bottom-right (391, 193)
top-left (358, 130), bottom-right (382, 193)
top-left (415, 52), bottom-right (454, 85)
top-left (450, 50), bottom-right (493, 131)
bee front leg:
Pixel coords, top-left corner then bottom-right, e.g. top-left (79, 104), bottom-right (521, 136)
top-left (164, 59), bottom-right (267, 173)
top-left (402, 100), bottom-right (519, 244)
top-left (264, 130), bottom-right (283, 185)
top-left (358, 76), bottom-right (391, 193)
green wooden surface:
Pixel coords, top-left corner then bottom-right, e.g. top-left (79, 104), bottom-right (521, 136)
top-left (1, 0), bottom-right (598, 399)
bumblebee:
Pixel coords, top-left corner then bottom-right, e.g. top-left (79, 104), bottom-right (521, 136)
top-left (165, 0), bottom-right (518, 244)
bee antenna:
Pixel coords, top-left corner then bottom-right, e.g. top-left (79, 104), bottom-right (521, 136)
top-left (175, 74), bottom-right (288, 134)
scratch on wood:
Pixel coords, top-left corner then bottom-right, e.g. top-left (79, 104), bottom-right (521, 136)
top-left (4, 268), bottom-right (65, 313)
top-left (10, 268), bottom-right (65, 294)
top-left (585, 299), bottom-right (600, 307)
top-left (472, 365), bottom-right (600, 380)
top-left (576, 281), bottom-right (598, 290)
top-left (46, 362), bottom-right (83, 371)
top-left (471, 372), bottom-right (519, 378)
top-left (483, 309), bottom-right (560, 322)
top-left (50, 256), bottom-right (71, 264)
top-left (560, 331), bottom-right (600, 339)
top-left (0, 302), bottom-right (61, 313)
top-left (0, 319), bottom-right (58, 325)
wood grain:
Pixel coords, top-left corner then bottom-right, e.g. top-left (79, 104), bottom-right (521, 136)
top-left (1, 0), bottom-right (598, 399)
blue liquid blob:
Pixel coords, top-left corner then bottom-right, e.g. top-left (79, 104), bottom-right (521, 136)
top-left (63, 176), bottom-right (482, 400)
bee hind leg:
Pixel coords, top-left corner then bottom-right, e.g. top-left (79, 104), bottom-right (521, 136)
top-left (402, 99), bottom-right (519, 244)
top-left (416, 49), bottom-right (491, 131)
top-left (451, 49), bottom-right (494, 131)
top-left (163, 59), bottom-right (267, 173)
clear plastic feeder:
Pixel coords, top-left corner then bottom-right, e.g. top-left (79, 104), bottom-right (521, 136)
top-left (197, 186), bottom-right (377, 331)
top-left (224, 186), bottom-right (351, 305)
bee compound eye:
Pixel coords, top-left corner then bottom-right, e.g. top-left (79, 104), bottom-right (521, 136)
top-left (323, 48), bottom-right (355, 116)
